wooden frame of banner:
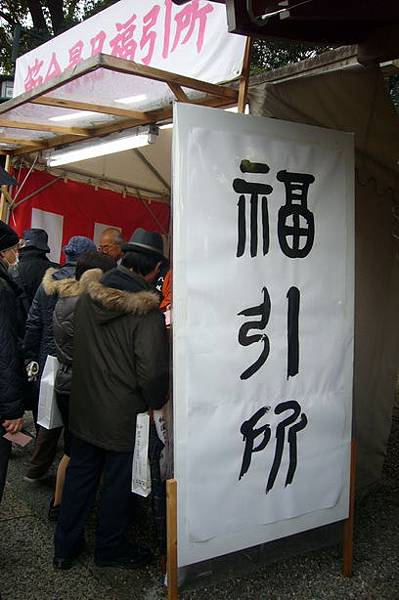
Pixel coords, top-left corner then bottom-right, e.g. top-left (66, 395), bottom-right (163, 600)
top-left (343, 439), bottom-right (357, 577)
top-left (166, 449), bottom-right (356, 598)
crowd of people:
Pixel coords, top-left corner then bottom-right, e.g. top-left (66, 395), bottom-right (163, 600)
top-left (0, 222), bottom-right (171, 571)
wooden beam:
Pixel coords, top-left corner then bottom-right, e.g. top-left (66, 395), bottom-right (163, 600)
top-left (32, 96), bottom-right (150, 121)
top-left (0, 55), bottom-right (101, 116)
top-left (11, 93), bottom-right (235, 158)
top-left (0, 137), bottom-right (42, 147)
top-left (238, 37), bottom-right (253, 113)
top-left (0, 118), bottom-right (90, 136)
top-left (167, 479), bottom-right (178, 600)
top-left (100, 54), bottom-right (238, 100)
top-left (167, 82), bottom-right (189, 103)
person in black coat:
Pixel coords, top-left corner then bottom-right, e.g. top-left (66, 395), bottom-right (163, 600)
top-left (54, 229), bottom-right (169, 570)
top-left (23, 236), bottom-right (97, 482)
top-left (49, 251), bottom-right (115, 520)
top-left (9, 228), bottom-right (59, 314)
top-left (0, 221), bottom-right (25, 504)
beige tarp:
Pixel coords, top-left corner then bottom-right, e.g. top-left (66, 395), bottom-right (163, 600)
top-left (249, 65), bottom-right (399, 494)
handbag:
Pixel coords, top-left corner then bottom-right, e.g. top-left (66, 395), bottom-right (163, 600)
top-left (131, 412), bottom-right (152, 497)
top-left (37, 355), bottom-right (63, 429)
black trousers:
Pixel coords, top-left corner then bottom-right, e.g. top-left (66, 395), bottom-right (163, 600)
top-left (54, 436), bottom-right (134, 560)
top-left (0, 435), bottom-right (11, 505)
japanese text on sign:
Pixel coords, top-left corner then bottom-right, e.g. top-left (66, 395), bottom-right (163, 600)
top-left (23, 0), bottom-right (214, 92)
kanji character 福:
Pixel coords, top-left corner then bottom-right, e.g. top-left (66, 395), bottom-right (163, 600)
top-left (109, 14), bottom-right (138, 61)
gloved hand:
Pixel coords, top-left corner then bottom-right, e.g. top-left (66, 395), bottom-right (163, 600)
top-left (26, 361), bottom-right (39, 382)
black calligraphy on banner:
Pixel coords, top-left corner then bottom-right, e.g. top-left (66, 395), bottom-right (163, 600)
top-left (277, 170), bottom-right (315, 259)
top-left (237, 287), bottom-right (271, 380)
top-left (233, 161), bottom-right (316, 260)
top-left (233, 161), bottom-right (272, 258)
top-left (238, 287), bottom-right (301, 380)
top-left (239, 401), bottom-right (308, 493)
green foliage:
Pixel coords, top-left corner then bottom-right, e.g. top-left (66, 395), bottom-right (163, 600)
top-left (0, 0), bottom-right (117, 74)
top-left (251, 39), bottom-right (331, 74)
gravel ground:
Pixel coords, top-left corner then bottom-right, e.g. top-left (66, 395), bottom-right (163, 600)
top-left (1, 415), bottom-right (398, 600)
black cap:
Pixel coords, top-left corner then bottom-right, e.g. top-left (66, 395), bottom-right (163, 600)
top-left (0, 220), bottom-right (19, 252)
top-left (23, 228), bottom-right (50, 253)
top-left (122, 228), bottom-right (165, 260)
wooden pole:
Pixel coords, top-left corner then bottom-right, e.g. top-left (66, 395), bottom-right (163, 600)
top-left (0, 154), bottom-right (11, 223)
top-left (167, 478), bottom-right (178, 600)
top-left (343, 439), bottom-right (357, 577)
top-left (237, 37), bottom-right (253, 114)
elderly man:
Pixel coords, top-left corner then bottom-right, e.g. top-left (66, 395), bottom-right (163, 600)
top-left (0, 221), bottom-right (25, 504)
top-left (54, 228), bottom-right (169, 570)
top-left (98, 227), bottom-right (125, 262)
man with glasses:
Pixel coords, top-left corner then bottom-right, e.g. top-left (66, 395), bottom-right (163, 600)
top-left (98, 228), bottom-right (125, 263)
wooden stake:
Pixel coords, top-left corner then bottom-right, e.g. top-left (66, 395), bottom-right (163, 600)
top-left (238, 37), bottom-right (253, 113)
top-left (167, 478), bottom-right (178, 600)
top-left (343, 439), bottom-right (357, 577)
top-left (0, 154), bottom-right (11, 223)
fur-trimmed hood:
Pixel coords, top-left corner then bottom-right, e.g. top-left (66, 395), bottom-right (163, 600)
top-left (42, 268), bottom-right (103, 298)
top-left (86, 280), bottom-right (160, 316)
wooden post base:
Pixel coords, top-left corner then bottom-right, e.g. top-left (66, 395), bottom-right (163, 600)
top-left (343, 440), bottom-right (357, 577)
top-left (167, 478), bottom-right (178, 600)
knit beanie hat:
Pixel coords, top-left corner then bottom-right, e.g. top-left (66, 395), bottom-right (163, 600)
top-left (64, 236), bottom-right (96, 260)
top-left (0, 220), bottom-right (19, 252)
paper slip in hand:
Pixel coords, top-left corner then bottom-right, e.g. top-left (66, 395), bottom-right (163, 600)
top-left (165, 309), bottom-right (171, 327)
top-left (3, 431), bottom-right (33, 447)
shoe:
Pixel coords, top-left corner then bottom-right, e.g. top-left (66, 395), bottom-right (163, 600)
top-left (53, 541), bottom-right (86, 571)
top-left (94, 543), bottom-right (153, 569)
top-left (48, 498), bottom-right (60, 522)
top-left (53, 556), bottom-right (74, 570)
top-left (23, 473), bottom-right (48, 483)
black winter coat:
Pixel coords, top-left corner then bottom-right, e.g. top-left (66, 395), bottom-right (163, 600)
top-left (0, 262), bottom-right (25, 431)
top-left (70, 266), bottom-right (169, 452)
top-left (52, 269), bottom-right (103, 395)
top-left (24, 264), bottom-right (76, 375)
top-left (9, 248), bottom-right (58, 314)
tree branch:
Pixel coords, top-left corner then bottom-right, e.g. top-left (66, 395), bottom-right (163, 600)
top-left (0, 10), bottom-right (17, 27)
top-left (46, 0), bottom-right (66, 34)
top-left (26, 0), bottom-right (49, 34)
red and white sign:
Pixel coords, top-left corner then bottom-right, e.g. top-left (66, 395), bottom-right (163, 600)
top-left (12, 169), bottom-right (170, 264)
top-left (14, 0), bottom-right (245, 96)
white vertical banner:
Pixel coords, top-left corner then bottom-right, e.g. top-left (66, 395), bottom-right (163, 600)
top-left (173, 105), bottom-right (354, 567)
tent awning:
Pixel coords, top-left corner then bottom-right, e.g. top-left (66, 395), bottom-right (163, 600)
top-left (0, 53), bottom-right (238, 158)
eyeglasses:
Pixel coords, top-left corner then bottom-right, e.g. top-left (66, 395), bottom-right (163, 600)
top-left (98, 243), bottom-right (116, 253)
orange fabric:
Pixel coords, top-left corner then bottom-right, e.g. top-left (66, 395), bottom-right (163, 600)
top-left (160, 270), bottom-right (171, 311)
